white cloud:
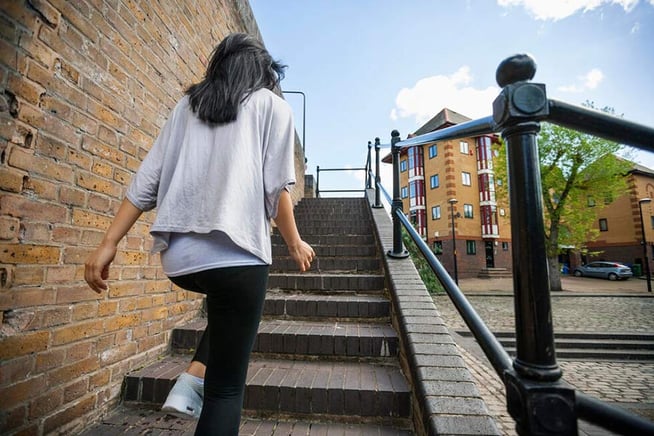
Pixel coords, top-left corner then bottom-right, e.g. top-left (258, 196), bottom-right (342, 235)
top-left (558, 68), bottom-right (605, 93)
top-left (389, 66), bottom-right (499, 124)
top-left (497, 0), bottom-right (640, 21)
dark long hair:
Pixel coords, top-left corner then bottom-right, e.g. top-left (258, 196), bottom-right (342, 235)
top-left (185, 33), bottom-right (286, 124)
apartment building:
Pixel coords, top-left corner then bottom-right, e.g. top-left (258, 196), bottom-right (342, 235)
top-left (386, 108), bottom-right (512, 279)
top-left (581, 163), bottom-right (654, 274)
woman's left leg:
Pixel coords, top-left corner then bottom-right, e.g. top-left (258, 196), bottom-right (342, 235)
top-left (193, 265), bottom-right (268, 436)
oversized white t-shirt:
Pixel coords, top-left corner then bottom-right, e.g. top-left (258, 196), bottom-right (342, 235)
top-left (126, 88), bottom-right (296, 272)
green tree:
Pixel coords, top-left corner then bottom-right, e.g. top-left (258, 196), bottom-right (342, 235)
top-left (494, 105), bottom-right (631, 292)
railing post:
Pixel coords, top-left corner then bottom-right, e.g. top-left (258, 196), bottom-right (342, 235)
top-left (366, 140), bottom-right (372, 189)
top-left (387, 130), bottom-right (409, 258)
top-left (372, 137), bottom-right (383, 209)
top-left (493, 54), bottom-right (576, 435)
top-left (316, 165), bottom-right (320, 198)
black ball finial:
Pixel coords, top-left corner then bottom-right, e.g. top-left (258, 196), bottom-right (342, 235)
top-left (496, 54), bottom-right (537, 87)
top-left (391, 130), bottom-right (400, 138)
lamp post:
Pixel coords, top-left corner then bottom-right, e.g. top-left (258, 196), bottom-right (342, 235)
top-left (281, 90), bottom-right (306, 154)
top-left (449, 198), bottom-right (459, 284)
top-left (639, 197), bottom-right (652, 293)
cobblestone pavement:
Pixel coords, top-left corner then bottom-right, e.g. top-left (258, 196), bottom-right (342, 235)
top-left (433, 276), bottom-right (654, 436)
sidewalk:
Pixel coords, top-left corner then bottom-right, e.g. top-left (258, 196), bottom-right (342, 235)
top-left (434, 275), bottom-right (654, 436)
top-left (457, 275), bottom-right (652, 295)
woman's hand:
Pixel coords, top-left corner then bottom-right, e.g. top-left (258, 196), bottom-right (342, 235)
top-left (85, 241), bottom-right (117, 293)
top-left (288, 239), bottom-right (315, 272)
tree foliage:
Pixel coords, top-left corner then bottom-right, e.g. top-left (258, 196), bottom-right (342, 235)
top-left (493, 104), bottom-right (631, 291)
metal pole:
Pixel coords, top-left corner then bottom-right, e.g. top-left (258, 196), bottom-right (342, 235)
top-left (366, 141), bottom-right (372, 189)
top-left (639, 198), bottom-right (652, 292)
top-left (449, 198), bottom-right (459, 284)
top-left (316, 165), bottom-right (320, 198)
top-left (282, 90), bottom-right (306, 154)
top-left (388, 130), bottom-right (408, 259)
top-left (494, 54), bottom-right (576, 435)
top-left (373, 138), bottom-right (383, 209)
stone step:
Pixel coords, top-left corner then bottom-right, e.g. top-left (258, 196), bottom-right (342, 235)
top-left (171, 318), bottom-right (398, 359)
top-left (123, 356), bottom-right (412, 422)
top-left (272, 242), bottom-right (377, 258)
top-left (458, 330), bottom-right (654, 360)
top-left (264, 292), bottom-right (390, 319)
top-left (276, 224), bottom-right (373, 236)
top-left (268, 273), bottom-right (385, 292)
top-left (244, 358), bottom-right (411, 420)
top-left (80, 405), bottom-right (412, 435)
top-left (253, 319), bottom-right (399, 358)
top-left (272, 256), bottom-right (381, 273)
top-left (271, 233), bottom-right (376, 246)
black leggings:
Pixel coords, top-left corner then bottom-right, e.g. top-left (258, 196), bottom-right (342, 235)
top-left (170, 265), bottom-right (268, 436)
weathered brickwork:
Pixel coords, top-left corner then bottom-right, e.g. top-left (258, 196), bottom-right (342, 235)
top-left (0, 1), bottom-right (305, 434)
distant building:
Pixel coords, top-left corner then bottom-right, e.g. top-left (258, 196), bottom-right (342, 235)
top-left (384, 108), bottom-right (512, 279)
top-left (581, 162), bottom-right (654, 275)
top-left (385, 107), bottom-right (654, 279)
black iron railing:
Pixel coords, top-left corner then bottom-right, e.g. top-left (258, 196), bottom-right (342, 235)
top-left (362, 54), bottom-right (654, 435)
top-left (315, 165), bottom-right (367, 197)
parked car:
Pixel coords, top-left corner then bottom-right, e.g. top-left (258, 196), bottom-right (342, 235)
top-left (573, 261), bottom-right (634, 281)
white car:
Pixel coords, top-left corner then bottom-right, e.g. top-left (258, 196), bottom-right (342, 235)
top-left (573, 261), bottom-right (634, 281)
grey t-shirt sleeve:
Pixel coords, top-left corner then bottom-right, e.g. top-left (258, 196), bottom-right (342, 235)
top-left (263, 98), bottom-right (296, 220)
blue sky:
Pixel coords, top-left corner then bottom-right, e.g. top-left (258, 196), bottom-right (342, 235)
top-left (249, 0), bottom-right (654, 193)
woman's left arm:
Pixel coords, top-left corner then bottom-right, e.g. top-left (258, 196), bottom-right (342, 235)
top-left (85, 198), bottom-right (143, 293)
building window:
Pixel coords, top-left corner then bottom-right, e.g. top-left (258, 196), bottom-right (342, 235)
top-left (599, 218), bottom-right (608, 231)
top-left (502, 242), bottom-right (509, 251)
top-left (460, 141), bottom-right (469, 154)
top-left (428, 144), bottom-right (437, 158)
top-left (401, 186), bottom-right (408, 198)
top-left (433, 240), bottom-right (443, 254)
top-left (462, 172), bottom-right (472, 186)
top-left (650, 216), bottom-right (654, 229)
top-left (466, 240), bottom-right (476, 255)
top-left (604, 194), bottom-right (613, 205)
top-left (430, 174), bottom-right (439, 189)
top-left (587, 196), bottom-right (596, 207)
top-left (400, 160), bottom-right (407, 172)
top-left (431, 205), bottom-right (441, 220)
top-left (463, 204), bottom-right (473, 218)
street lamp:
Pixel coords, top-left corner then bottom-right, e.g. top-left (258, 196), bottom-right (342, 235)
top-left (449, 198), bottom-right (460, 284)
top-left (282, 90), bottom-right (306, 154)
top-left (638, 197), bottom-right (652, 293)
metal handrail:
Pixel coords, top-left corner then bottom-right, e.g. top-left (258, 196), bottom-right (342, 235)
top-left (395, 207), bottom-right (513, 376)
top-left (315, 165), bottom-right (367, 197)
top-left (372, 53), bottom-right (654, 435)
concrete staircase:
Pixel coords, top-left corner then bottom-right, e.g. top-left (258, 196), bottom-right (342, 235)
top-left (116, 197), bottom-right (413, 434)
top-left (457, 330), bottom-right (654, 361)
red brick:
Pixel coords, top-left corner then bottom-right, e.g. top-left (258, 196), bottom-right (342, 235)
top-left (0, 354), bottom-right (34, 386)
top-left (87, 192), bottom-right (112, 213)
top-left (0, 167), bottom-right (26, 193)
top-left (89, 368), bottom-right (110, 391)
top-left (22, 175), bottom-right (59, 200)
top-left (103, 312), bottom-right (140, 332)
top-left (56, 283), bottom-right (100, 304)
top-left (8, 265), bottom-right (45, 286)
top-left (42, 393), bottom-right (95, 434)
top-left (26, 306), bottom-right (71, 329)
top-left (72, 302), bottom-right (98, 320)
top-left (28, 0), bottom-right (61, 27)
top-left (59, 186), bottom-right (87, 207)
top-left (0, 243), bottom-right (61, 264)
top-left (6, 72), bottom-right (45, 105)
top-left (0, 373), bottom-right (47, 404)
top-left (52, 319), bottom-right (104, 345)
top-left (1, 193), bottom-right (68, 223)
top-left (48, 357), bottom-right (99, 387)
top-left (20, 221), bottom-right (51, 243)
top-left (0, 330), bottom-right (49, 360)
top-left (51, 225), bottom-right (82, 244)
top-left (29, 387), bottom-right (63, 418)
top-left (35, 348), bottom-right (65, 373)
top-left (0, 404), bottom-right (27, 433)
top-left (63, 377), bottom-right (88, 402)
top-left (98, 341), bottom-right (137, 365)
top-left (0, 216), bottom-right (21, 240)
top-left (0, 286), bottom-right (56, 310)
top-left (97, 300), bottom-right (117, 316)
top-left (35, 133), bottom-right (68, 161)
top-left (77, 170), bottom-right (121, 197)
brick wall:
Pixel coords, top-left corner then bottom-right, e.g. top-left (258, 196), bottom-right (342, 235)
top-left (0, 1), bottom-right (305, 434)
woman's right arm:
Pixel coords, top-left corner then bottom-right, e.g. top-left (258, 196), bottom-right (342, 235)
top-left (84, 198), bottom-right (143, 293)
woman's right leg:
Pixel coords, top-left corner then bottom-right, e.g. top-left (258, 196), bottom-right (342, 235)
top-left (192, 265), bottom-right (268, 436)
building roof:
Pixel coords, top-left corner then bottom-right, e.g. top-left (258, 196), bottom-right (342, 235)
top-left (382, 108), bottom-right (474, 163)
top-left (413, 108), bottom-right (472, 136)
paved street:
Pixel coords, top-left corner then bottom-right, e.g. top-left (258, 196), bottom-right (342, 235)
top-left (434, 276), bottom-right (654, 436)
